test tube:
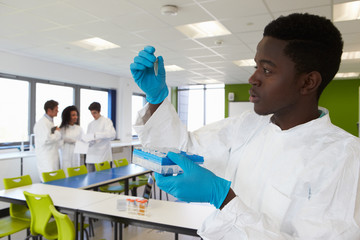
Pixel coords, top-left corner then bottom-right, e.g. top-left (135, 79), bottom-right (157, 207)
top-left (154, 58), bottom-right (158, 76)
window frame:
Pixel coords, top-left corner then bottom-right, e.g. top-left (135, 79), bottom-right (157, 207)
top-left (0, 72), bottom-right (116, 149)
top-left (177, 84), bottom-right (224, 131)
top-left (131, 93), bottom-right (147, 138)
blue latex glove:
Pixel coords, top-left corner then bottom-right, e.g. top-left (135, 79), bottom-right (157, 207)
top-left (155, 152), bottom-right (231, 209)
top-left (130, 46), bottom-right (168, 104)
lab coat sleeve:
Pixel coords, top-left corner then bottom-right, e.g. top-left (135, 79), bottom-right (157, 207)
top-left (94, 118), bottom-right (116, 140)
top-left (198, 142), bottom-right (360, 240)
top-left (35, 120), bottom-right (61, 147)
top-left (133, 100), bottom-right (241, 177)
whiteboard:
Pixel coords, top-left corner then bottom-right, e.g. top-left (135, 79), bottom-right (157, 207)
top-left (229, 102), bottom-right (254, 117)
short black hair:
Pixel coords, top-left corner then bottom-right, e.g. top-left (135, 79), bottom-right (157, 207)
top-left (88, 102), bottom-right (101, 112)
top-left (60, 105), bottom-right (80, 128)
top-left (263, 13), bottom-right (343, 98)
top-left (44, 100), bottom-right (58, 112)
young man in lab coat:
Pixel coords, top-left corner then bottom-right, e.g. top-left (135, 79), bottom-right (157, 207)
top-left (130, 13), bottom-right (360, 239)
top-left (33, 100), bottom-right (62, 182)
top-left (84, 102), bottom-right (116, 172)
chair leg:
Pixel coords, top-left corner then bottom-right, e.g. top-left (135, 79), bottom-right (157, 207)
top-left (153, 184), bottom-right (157, 199)
top-left (84, 228), bottom-right (90, 240)
top-left (89, 218), bottom-right (95, 237)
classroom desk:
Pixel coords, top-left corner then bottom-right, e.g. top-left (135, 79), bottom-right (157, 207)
top-left (0, 140), bottom-right (140, 176)
top-left (0, 151), bottom-right (36, 175)
top-left (79, 195), bottom-right (215, 240)
top-left (110, 139), bottom-right (141, 148)
top-left (0, 183), bottom-right (215, 240)
top-left (0, 183), bottom-right (115, 240)
top-left (43, 164), bottom-right (152, 195)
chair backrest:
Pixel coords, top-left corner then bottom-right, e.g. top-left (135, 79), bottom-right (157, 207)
top-left (23, 191), bottom-right (57, 237)
top-left (3, 175), bottom-right (32, 220)
top-left (49, 205), bottom-right (75, 240)
top-left (95, 161), bottom-right (111, 171)
top-left (113, 158), bottom-right (129, 168)
top-left (67, 165), bottom-right (88, 177)
top-left (42, 169), bottom-right (66, 182)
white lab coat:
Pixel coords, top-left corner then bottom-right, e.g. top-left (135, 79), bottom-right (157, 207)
top-left (86, 115), bottom-right (116, 164)
top-left (33, 115), bottom-right (61, 179)
top-left (133, 100), bottom-right (360, 240)
top-left (59, 124), bottom-right (83, 172)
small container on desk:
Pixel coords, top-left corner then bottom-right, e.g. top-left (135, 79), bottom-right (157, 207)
top-left (136, 198), bottom-right (148, 216)
top-left (132, 147), bottom-right (204, 175)
top-left (126, 198), bottom-right (137, 214)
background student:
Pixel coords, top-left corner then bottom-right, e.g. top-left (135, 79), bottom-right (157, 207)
top-left (33, 99), bottom-right (61, 181)
top-left (130, 13), bottom-right (360, 239)
top-left (59, 105), bottom-right (83, 174)
top-left (84, 102), bottom-right (116, 172)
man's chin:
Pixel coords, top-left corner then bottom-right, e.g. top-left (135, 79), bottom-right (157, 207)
top-left (254, 107), bottom-right (271, 116)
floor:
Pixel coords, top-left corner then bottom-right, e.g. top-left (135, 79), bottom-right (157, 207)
top-left (4, 185), bottom-right (202, 240)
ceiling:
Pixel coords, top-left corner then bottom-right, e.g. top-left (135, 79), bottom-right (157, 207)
top-left (0, 0), bottom-right (359, 86)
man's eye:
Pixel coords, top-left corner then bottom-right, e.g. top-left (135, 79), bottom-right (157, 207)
top-left (263, 68), bottom-right (270, 74)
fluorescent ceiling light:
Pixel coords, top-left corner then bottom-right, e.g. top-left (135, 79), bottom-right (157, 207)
top-left (176, 21), bottom-right (231, 39)
top-left (333, 1), bottom-right (360, 22)
top-left (233, 59), bottom-right (256, 67)
top-left (335, 72), bottom-right (360, 78)
top-left (72, 37), bottom-right (120, 51)
top-left (165, 65), bottom-right (184, 72)
top-left (342, 51), bottom-right (360, 60)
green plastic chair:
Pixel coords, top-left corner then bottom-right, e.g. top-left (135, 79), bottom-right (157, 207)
top-left (0, 216), bottom-right (30, 239)
top-left (113, 158), bottom-right (148, 195)
top-left (23, 191), bottom-right (58, 239)
top-left (3, 175), bottom-right (32, 221)
top-left (24, 191), bottom-right (90, 239)
top-left (67, 165), bottom-right (88, 177)
top-left (113, 158), bottom-right (128, 168)
top-left (95, 160), bottom-right (112, 171)
top-left (42, 169), bottom-right (66, 183)
top-left (67, 165), bottom-right (95, 237)
top-left (1, 175), bottom-right (32, 239)
top-left (94, 161), bottom-right (127, 194)
top-left (49, 205), bottom-right (75, 240)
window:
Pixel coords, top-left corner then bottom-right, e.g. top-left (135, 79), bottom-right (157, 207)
top-left (178, 84), bottom-right (224, 131)
top-left (132, 94), bottom-right (146, 136)
top-left (36, 83), bottom-right (74, 127)
top-left (80, 88), bottom-right (109, 132)
top-left (0, 78), bottom-right (29, 143)
top-left (205, 84), bottom-right (225, 125)
top-left (0, 73), bottom-right (114, 148)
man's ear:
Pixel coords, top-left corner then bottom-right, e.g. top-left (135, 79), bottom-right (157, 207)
top-left (300, 71), bottom-right (322, 95)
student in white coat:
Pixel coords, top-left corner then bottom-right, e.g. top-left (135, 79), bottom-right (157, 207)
top-left (33, 100), bottom-right (62, 181)
top-left (59, 105), bottom-right (83, 174)
top-left (130, 14), bottom-right (360, 239)
top-left (85, 102), bottom-right (116, 172)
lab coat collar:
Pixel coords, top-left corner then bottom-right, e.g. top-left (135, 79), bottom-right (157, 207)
top-left (44, 114), bottom-right (53, 123)
top-left (268, 107), bottom-right (330, 133)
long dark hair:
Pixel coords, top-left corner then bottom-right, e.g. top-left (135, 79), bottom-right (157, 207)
top-left (60, 105), bottom-right (80, 128)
